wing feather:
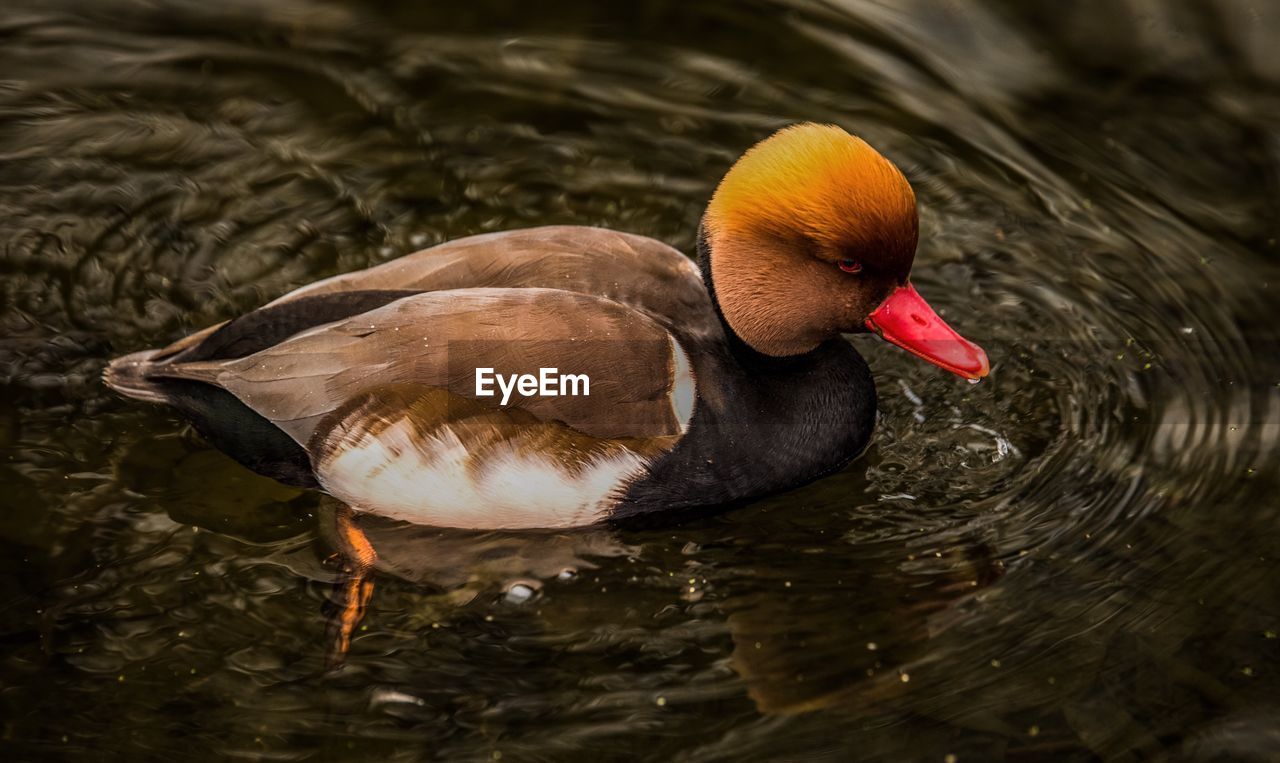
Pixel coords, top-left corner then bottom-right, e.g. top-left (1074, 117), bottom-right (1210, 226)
top-left (149, 288), bottom-right (690, 447)
top-left (268, 226), bottom-right (718, 340)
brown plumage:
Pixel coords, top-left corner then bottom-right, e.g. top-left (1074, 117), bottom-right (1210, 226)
top-left (139, 287), bottom-right (689, 443)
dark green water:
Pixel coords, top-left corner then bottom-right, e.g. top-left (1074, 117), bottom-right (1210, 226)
top-left (2, 1), bottom-right (1279, 759)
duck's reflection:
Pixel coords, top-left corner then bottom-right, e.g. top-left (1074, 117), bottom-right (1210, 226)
top-left (315, 498), bottom-right (1003, 714)
top-left (314, 498), bottom-right (636, 667)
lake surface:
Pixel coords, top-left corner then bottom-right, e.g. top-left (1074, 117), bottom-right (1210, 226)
top-left (2, 0), bottom-right (1279, 759)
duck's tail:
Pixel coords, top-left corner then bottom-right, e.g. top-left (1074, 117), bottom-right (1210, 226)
top-left (103, 346), bottom-right (319, 488)
top-left (102, 349), bottom-right (169, 404)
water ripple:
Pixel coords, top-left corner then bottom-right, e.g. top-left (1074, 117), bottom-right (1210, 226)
top-left (1, 0), bottom-right (1278, 759)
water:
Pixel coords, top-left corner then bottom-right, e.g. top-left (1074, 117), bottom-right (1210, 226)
top-left (2, 0), bottom-right (1279, 759)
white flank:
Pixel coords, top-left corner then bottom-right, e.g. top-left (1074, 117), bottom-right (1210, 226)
top-left (317, 417), bottom-right (651, 529)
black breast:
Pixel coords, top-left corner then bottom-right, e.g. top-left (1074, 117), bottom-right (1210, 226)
top-left (614, 337), bottom-right (876, 520)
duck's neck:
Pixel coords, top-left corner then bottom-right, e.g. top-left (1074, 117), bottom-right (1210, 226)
top-left (696, 221), bottom-right (815, 372)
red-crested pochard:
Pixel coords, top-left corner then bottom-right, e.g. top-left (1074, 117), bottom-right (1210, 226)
top-left (105, 123), bottom-right (989, 531)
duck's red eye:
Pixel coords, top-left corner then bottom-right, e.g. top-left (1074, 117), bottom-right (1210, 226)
top-left (838, 259), bottom-right (862, 273)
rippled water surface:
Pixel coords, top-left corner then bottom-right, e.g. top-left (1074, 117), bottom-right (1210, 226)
top-left (3, 1), bottom-right (1280, 759)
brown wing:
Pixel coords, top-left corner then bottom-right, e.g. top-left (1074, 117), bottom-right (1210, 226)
top-left (146, 287), bottom-right (695, 447)
top-left (265, 225), bottom-right (719, 340)
top-left (145, 226), bottom-right (720, 367)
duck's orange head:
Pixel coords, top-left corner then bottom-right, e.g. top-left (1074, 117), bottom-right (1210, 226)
top-left (704, 123), bottom-right (988, 379)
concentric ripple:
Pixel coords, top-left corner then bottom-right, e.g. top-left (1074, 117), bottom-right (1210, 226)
top-left (1, 0), bottom-right (1277, 759)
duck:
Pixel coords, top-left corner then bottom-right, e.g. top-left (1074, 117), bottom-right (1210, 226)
top-left (105, 123), bottom-right (988, 531)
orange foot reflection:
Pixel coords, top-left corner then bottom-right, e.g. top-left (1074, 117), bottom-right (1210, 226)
top-left (326, 504), bottom-right (377, 670)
